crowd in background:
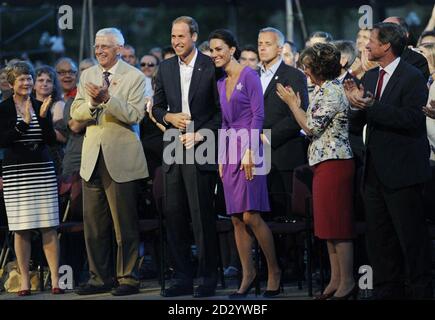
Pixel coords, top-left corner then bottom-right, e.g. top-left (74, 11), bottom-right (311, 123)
top-left (0, 5), bottom-right (435, 299)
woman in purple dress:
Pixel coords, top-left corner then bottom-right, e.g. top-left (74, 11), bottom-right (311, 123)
top-left (209, 29), bottom-right (281, 298)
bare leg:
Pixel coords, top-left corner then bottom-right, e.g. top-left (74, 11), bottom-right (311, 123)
top-left (323, 240), bottom-right (340, 294)
top-left (334, 240), bottom-right (355, 297)
top-left (41, 228), bottom-right (60, 289)
top-left (14, 231), bottom-right (32, 291)
top-left (243, 212), bottom-right (281, 291)
top-left (231, 215), bottom-right (255, 293)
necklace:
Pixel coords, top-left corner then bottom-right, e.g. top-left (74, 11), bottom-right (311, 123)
top-left (13, 95), bottom-right (33, 118)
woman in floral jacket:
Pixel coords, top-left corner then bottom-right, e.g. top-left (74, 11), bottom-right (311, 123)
top-left (277, 43), bottom-right (356, 300)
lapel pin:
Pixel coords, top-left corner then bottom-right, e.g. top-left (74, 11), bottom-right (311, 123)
top-left (275, 76), bottom-right (279, 80)
top-left (198, 68), bottom-right (201, 71)
top-left (236, 82), bottom-right (243, 91)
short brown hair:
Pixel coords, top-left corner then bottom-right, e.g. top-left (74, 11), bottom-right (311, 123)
top-left (299, 43), bottom-right (341, 81)
top-left (6, 61), bottom-right (35, 86)
top-left (172, 16), bottom-right (199, 36)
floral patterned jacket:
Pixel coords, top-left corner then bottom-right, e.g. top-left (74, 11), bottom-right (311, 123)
top-left (306, 79), bottom-right (353, 166)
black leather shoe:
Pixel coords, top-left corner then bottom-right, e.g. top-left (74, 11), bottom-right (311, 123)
top-left (75, 283), bottom-right (112, 295)
top-left (228, 276), bottom-right (257, 299)
top-left (262, 284), bottom-right (283, 298)
top-left (111, 284), bottom-right (139, 296)
top-left (328, 285), bottom-right (358, 300)
top-left (161, 285), bottom-right (193, 297)
top-left (193, 285), bottom-right (215, 298)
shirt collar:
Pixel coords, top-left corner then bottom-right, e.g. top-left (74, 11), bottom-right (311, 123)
top-left (178, 48), bottom-right (198, 68)
top-left (99, 59), bottom-right (120, 75)
top-left (260, 58), bottom-right (282, 75)
top-left (380, 57), bottom-right (400, 76)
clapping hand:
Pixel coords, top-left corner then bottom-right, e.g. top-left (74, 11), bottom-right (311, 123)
top-left (85, 82), bottom-right (110, 106)
top-left (39, 95), bottom-right (52, 118)
top-left (23, 97), bottom-right (33, 124)
top-left (276, 83), bottom-right (301, 111)
top-left (343, 79), bottom-right (374, 109)
top-left (423, 99), bottom-right (435, 119)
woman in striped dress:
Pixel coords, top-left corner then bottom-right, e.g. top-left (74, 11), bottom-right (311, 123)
top-left (0, 61), bottom-right (63, 296)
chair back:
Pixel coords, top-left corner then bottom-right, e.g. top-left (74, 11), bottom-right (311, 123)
top-left (291, 165), bottom-right (313, 217)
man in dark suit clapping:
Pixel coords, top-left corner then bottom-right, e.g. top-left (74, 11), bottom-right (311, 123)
top-left (344, 22), bottom-right (432, 299)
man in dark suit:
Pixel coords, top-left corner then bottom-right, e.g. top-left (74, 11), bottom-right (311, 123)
top-left (152, 16), bottom-right (221, 298)
top-left (383, 16), bottom-right (430, 80)
top-left (257, 27), bottom-right (309, 219)
top-left (344, 22), bottom-right (432, 299)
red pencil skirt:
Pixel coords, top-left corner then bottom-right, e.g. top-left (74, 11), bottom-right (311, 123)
top-left (312, 159), bottom-right (356, 240)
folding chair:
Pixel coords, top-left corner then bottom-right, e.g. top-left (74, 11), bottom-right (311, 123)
top-left (290, 164), bottom-right (315, 296)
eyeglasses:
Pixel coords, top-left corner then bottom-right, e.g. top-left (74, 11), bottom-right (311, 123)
top-left (140, 62), bottom-right (156, 68)
top-left (56, 70), bottom-right (77, 76)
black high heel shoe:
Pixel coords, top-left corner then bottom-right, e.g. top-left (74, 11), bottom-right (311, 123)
top-left (228, 276), bottom-right (257, 299)
top-left (328, 285), bottom-right (358, 300)
top-left (263, 272), bottom-right (283, 298)
top-left (313, 289), bottom-right (337, 300)
top-left (262, 283), bottom-right (283, 298)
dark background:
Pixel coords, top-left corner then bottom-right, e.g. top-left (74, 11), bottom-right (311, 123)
top-left (1, 0), bottom-right (434, 65)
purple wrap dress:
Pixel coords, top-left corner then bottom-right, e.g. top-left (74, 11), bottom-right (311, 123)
top-left (218, 66), bottom-right (270, 215)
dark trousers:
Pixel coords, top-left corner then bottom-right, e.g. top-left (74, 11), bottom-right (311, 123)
top-left (83, 152), bottom-right (140, 287)
top-left (267, 169), bottom-right (293, 219)
top-left (363, 157), bottom-right (433, 299)
top-left (163, 163), bottom-right (218, 288)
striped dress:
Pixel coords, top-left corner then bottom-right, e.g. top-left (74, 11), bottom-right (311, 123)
top-left (2, 113), bottom-right (59, 231)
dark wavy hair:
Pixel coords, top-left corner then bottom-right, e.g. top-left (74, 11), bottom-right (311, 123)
top-left (299, 43), bottom-right (341, 81)
top-left (208, 29), bottom-right (241, 60)
top-left (34, 65), bottom-right (62, 102)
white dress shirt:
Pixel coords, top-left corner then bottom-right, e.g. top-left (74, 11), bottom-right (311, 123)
top-left (376, 57), bottom-right (400, 99)
top-left (178, 48), bottom-right (198, 117)
top-left (102, 59), bottom-right (120, 83)
top-left (260, 58), bottom-right (282, 94)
